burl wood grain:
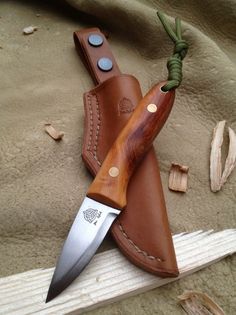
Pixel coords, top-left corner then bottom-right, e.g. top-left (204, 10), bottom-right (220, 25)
top-left (87, 82), bottom-right (175, 209)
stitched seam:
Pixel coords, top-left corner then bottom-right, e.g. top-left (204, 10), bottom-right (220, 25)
top-left (87, 94), bottom-right (93, 151)
top-left (93, 93), bottom-right (101, 166)
top-left (86, 94), bottom-right (101, 166)
top-left (119, 223), bottom-right (164, 262)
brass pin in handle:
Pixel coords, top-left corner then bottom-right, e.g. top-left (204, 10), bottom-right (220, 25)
top-left (87, 81), bottom-right (175, 209)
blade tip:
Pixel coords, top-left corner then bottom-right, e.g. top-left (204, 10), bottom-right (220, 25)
top-left (45, 285), bottom-right (59, 303)
top-left (45, 291), bottom-right (54, 303)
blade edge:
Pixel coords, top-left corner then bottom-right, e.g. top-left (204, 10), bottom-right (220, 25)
top-left (46, 210), bottom-right (118, 302)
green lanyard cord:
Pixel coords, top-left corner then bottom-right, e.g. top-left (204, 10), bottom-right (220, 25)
top-left (157, 11), bottom-right (188, 91)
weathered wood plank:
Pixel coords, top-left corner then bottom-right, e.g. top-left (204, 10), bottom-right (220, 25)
top-left (0, 230), bottom-right (235, 315)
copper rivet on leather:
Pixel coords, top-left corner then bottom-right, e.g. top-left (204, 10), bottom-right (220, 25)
top-left (109, 167), bottom-right (119, 177)
top-left (147, 104), bottom-right (157, 113)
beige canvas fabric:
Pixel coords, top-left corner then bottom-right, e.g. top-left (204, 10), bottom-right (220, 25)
top-left (0, 0), bottom-right (235, 313)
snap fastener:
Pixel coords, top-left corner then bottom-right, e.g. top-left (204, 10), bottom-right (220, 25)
top-left (88, 34), bottom-right (103, 47)
top-left (97, 57), bottom-right (113, 72)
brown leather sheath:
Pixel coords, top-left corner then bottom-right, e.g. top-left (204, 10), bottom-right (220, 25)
top-left (74, 28), bottom-right (179, 277)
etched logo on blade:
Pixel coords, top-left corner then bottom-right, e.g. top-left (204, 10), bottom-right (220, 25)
top-left (83, 208), bottom-right (102, 225)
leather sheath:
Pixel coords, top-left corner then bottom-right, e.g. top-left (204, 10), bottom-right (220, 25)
top-left (74, 28), bottom-right (179, 277)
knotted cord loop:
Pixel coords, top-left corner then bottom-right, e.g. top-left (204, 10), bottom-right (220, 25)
top-left (157, 11), bottom-right (188, 91)
top-left (174, 39), bottom-right (188, 59)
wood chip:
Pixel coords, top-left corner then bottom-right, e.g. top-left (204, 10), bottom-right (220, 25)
top-left (210, 122), bottom-right (236, 191)
top-left (169, 163), bottom-right (189, 192)
top-left (178, 291), bottom-right (225, 315)
top-left (23, 26), bottom-right (38, 35)
top-left (220, 127), bottom-right (236, 186)
top-left (45, 124), bottom-right (64, 141)
top-left (210, 120), bottom-right (225, 192)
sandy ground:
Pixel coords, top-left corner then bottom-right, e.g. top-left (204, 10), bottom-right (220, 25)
top-left (0, 0), bottom-right (235, 314)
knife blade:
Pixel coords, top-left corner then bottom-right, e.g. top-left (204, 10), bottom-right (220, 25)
top-left (46, 81), bottom-right (175, 302)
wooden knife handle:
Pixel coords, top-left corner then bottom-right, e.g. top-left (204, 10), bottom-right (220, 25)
top-left (87, 81), bottom-right (175, 209)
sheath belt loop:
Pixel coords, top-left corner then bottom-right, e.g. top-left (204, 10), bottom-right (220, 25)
top-left (73, 28), bottom-right (121, 85)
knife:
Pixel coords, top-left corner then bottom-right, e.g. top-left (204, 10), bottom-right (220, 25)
top-left (46, 81), bottom-right (175, 302)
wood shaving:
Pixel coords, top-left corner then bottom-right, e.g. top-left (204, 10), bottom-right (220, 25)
top-left (169, 163), bottom-right (189, 192)
top-left (178, 291), bottom-right (225, 315)
top-left (45, 124), bottom-right (64, 141)
top-left (210, 120), bottom-right (225, 192)
top-left (220, 127), bottom-right (236, 186)
top-left (23, 26), bottom-right (38, 35)
top-left (210, 121), bottom-right (236, 191)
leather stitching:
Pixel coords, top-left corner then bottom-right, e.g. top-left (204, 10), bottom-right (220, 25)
top-left (87, 94), bottom-right (93, 151)
top-left (86, 93), bottom-right (101, 166)
top-left (118, 223), bottom-right (164, 262)
top-left (93, 93), bottom-right (101, 166)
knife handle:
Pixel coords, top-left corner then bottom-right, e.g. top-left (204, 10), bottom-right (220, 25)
top-left (87, 81), bottom-right (175, 209)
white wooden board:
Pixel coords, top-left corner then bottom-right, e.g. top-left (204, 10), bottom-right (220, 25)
top-left (0, 229), bottom-right (235, 315)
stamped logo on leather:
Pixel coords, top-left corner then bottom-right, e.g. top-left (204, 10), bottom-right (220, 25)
top-left (118, 97), bottom-right (135, 115)
top-left (83, 208), bottom-right (102, 225)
